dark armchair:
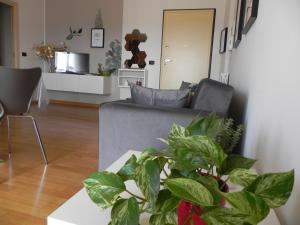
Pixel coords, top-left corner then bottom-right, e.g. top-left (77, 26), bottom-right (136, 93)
top-left (0, 66), bottom-right (48, 164)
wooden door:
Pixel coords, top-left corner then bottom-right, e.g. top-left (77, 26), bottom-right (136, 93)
top-left (160, 9), bottom-right (215, 89)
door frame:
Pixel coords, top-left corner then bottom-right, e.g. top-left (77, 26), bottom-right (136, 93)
top-left (159, 8), bottom-right (216, 88)
top-left (0, 0), bottom-right (19, 67)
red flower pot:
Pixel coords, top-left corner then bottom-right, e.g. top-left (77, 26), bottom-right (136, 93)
top-left (177, 175), bottom-right (229, 225)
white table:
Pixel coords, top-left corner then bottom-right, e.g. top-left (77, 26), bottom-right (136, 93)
top-left (47, 151), bottom-right (281, 225)
top-left (36, 79), bottom-right (49, 109)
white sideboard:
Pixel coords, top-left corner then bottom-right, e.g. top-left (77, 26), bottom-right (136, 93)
top-left (42, 73), bottom-right (111, 95)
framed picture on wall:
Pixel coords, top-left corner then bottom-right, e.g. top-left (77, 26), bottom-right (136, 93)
top-left (219, 27), bottom-right (228, 54)
top-left (243, 0), bottom-right (259, 34)
top-left (233, 0), bottom-right (246, 48)
top-left (91, 28), bottom-right (104, 48)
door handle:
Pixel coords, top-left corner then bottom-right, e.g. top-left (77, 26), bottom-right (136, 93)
top-left (164, 58), bottom-right (172, 66)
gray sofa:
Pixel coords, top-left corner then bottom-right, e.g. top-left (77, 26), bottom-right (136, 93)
top-left (99, 78), bottom-right (234, 169)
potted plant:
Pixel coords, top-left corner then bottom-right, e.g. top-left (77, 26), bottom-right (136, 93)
top-left (95, 40), bottom-right (122, 76)
top-left (84, 113), bottom-right (294, 225)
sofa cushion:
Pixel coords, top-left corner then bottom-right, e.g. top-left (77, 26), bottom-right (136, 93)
top-left (190, 78), bottom-right (234, 114)
top-left (130, 84), bottom-right (189, 108)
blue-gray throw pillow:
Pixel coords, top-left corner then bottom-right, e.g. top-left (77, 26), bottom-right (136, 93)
top-left (130, 84), bottom-right (189, 108)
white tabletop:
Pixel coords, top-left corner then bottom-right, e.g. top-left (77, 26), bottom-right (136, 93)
top-left (47, 151), bottom-right (281, 225)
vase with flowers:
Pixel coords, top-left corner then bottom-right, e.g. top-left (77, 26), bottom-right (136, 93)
top-left (33, 42), bottom-right (67, 72)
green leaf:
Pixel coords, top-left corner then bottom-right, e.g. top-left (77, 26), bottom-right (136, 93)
top-left (245, 170), bottom-right (294, 208)
top-left (154, 156), bottom-right (168, 172)
top-left (229, 169), bottom-right (258, 187)
top-left (83, 171), bottom-right (126, 209)
top-left (187, 113), bottom-right (222, 138)
top-left (137, 148), bottom-right (156, 164)
top-left (169, 123), bottom-right (190, 139)
top-left (117, 155), bottom-right (138, 181)
top-left (222, 191), bottom-right (270, 224)
top-left (218, 154), bottom-right (256, 176)
top-left (165, 178), bottom-right (214, 206)
top-left (149, 210), bottom-right (177, 225)
top-left (187, 173), bottom-right (222, 205)
top-left (191, 173), bottom-right (219, 190)
top-left (135, 159), bottom-right (160, 206)
top-left (202, 207), bottom-right (254, 225)
top-left (110, 197), bottom-right (139, 225)
top-left (169, 135), bottom-right (227, 168)
top-left (154, 189), bottom-right (180, 213)
top-left (170, 170), bottom-right (218, 190)
top-left (171, 147), bottom-right (209, 171)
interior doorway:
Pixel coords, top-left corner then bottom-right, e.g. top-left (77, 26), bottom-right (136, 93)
top-left (160, 9), bottom-right (215, 89)
top-left (0, 0), bottom-right (18, 67)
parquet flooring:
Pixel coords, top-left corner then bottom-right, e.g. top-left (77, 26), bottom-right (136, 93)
top-left (0, 104), bottom-right (99, 225)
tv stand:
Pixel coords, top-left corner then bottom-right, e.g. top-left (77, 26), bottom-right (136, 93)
top-left (42, 73), bottom-right (111, 95)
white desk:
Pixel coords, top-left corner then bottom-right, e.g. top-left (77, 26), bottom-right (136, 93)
top-left (47, 151), bottom-right (281, 225)
top-left (37, 79), bottom-right (49, 109)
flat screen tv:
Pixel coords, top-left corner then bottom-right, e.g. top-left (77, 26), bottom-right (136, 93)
top-left (55, 52), bottom-right (90, 74)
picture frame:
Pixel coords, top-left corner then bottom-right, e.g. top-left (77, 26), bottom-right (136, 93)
top-left (243, 0), bottom-right (259, 34)
top-left (219, 27), bottom-right (228, 54)
top-left (233, 0), bottom-right (246, 48)
top-left (91, 28), bottom-right (104, 48)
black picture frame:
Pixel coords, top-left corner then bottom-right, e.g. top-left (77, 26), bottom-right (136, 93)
top-left (243, 0), bottom-right (259, 34)
top-left (219, 27), bottom-right (228, 54)
top-left (233, 0), bottom-right (246, 48)
top-left (91, 28), bottom-right (104, 48)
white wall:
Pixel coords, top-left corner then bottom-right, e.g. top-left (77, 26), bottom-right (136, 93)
top-left (45, 0), bottom-right (123, 103)
top-left (229, 0), bottom-right (300, 224)
top-left (15, 0), bottom-right (45, 68)
top-left (122, 0), bottom-right (229, 89)
top-left (45, 0), bottom-right (123, 74)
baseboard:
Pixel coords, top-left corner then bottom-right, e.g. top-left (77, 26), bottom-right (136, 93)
top-left (49, 100), bottom-right (100, 109)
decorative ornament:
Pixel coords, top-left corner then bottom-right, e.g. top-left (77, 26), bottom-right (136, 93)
top-left (66, 27), bottom-right (83, 40)
top-left (124, 29), bottom-right (147, 69)
top-left (95, 9), bottom-right (104, 28)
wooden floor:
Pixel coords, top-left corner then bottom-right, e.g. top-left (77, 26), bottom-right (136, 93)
top-left (0, 105), bottom-right (99, 225)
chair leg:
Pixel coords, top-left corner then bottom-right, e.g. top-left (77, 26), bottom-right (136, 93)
top-left (7, 115), bottom-right (12, 155)
top-left (30, 116), bottom-right (48, 165)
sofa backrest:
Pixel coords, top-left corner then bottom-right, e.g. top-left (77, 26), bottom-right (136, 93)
top-left (190, 78), bottom-right (234, 115)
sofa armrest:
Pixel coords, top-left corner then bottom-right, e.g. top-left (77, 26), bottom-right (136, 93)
top-left (99, 102), bottom-right (206, 169)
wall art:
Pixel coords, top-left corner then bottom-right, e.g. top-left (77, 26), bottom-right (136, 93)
top-left (233, 0), bottom-right (246, 48)
top-left (243, 0), bottom-right (259, 34)
top-left (91, 28), bottom-right (104, 48)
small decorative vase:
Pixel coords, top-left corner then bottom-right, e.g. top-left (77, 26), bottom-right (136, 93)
top-left (47, 59), bottom-right (55, 73)
top-left (177, 175), bottom-right (229, 225)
